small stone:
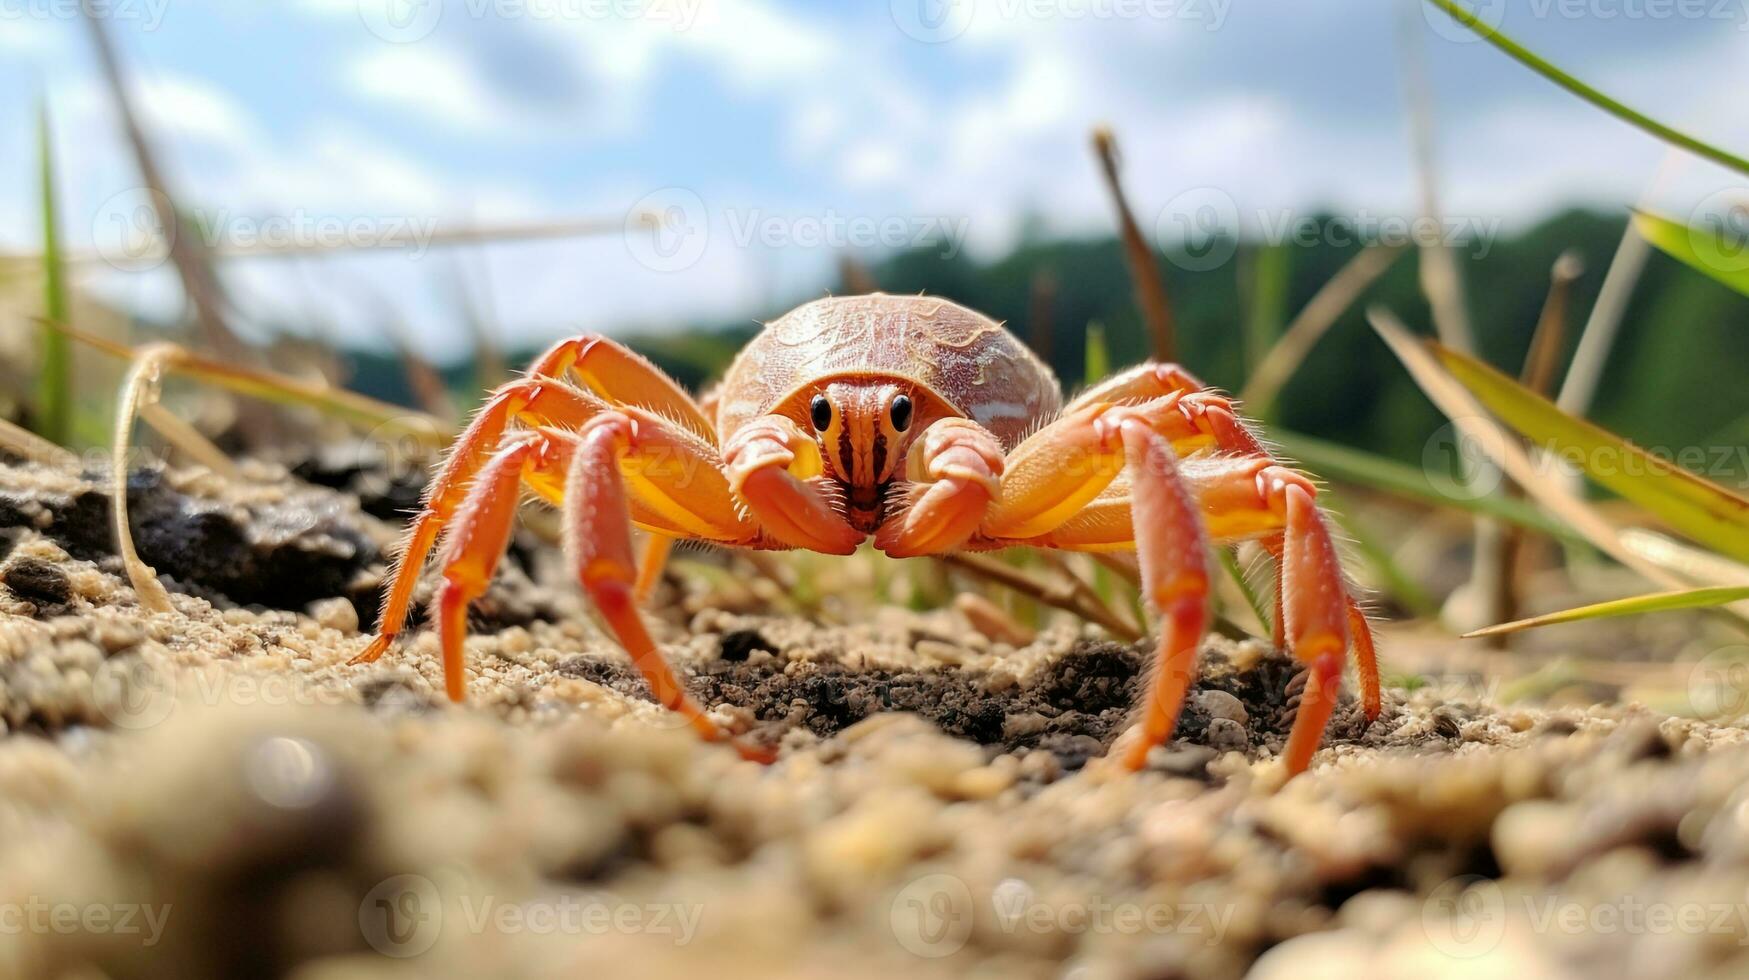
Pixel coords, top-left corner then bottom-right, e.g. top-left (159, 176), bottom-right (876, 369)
top-left (307, 597), bottom-right (359, 634)
top-left (1205, 717), bottom-right (1248, 752)
top-left (1155, 744), bottom-right (1218, 777)
top-left (2, 557), bottom-right (72, 606)
top-left (915, 639), bottom-right (968, 666)
top-left (1196, 689), bottom-right (1248, 726)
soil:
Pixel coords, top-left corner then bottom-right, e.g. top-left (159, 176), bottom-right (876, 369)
top-left (1, 457), bottom-right (1747, 980)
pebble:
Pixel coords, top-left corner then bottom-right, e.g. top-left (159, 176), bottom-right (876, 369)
top-left (1205, 718), bottom-right (1249, 752)
top-left (2, 558), bottom-right (72, 606)
top-left (1196, 689), bottom-right (1248, 726)
top-left (307, 597), bottom-right (359, 635)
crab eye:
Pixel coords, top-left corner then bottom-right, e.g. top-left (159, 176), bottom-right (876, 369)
top-left (889, 394), bottom-right (913, 432)
top-left (809, 394), bottom-right (832, 431)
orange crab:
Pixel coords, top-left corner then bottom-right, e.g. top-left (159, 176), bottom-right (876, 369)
top-left (353, 294), bottom-right (1380, 776)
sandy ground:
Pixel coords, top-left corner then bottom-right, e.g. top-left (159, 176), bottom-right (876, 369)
top-left (3, 458), bottom-right (1749, 980)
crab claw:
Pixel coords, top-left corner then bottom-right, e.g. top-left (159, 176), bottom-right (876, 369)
top-left (723, 415), bottom-right (863, 554)
top-left (875, 418), bottom-right (1003, 558)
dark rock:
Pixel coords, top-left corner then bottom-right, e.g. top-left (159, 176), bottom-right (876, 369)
top-left (2, 557), bottom-right (72, 605)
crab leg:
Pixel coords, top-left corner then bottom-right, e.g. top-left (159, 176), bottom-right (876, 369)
top-left (526, 334), bottom-right (716, 442)
top-left (982, 393), bottom-right (1213, 541)
top-left (355, 378), bottom-right (608, 664)
top-left (1066, 362), bottom-right (1207, 410)
top-left (1115, 418), bottom-right (1212, 770)
top-left (874, 417), bottom-right (1005, 557)
top-left (423, 432), bottom-right (569, 701)
top-left (1276, 484), bottom-right (1353, 775)
top-left (565, 414), bottom-right (773, 762)
top-left (722, 415), bottom-right (863, 554)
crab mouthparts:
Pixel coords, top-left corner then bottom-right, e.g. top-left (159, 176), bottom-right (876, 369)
top-left (846, 484), bottom-right (885, 532)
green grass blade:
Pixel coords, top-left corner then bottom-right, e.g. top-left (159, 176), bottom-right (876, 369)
top-left (1466, 585), bottom-right (1749, 637)
top-left (1241, 243), bottom-right (1289, 377)
top-left (1423, 0), bottom-right (1749, 178)
top-left (1216, 549), bottom-right (1272, 635)
top-left (1274, 431), bottom-right (1584, 543)
top-left (1632, 208), bottom-right (1749, 299)
top-left (1083, 321), bottom-right (1110, 385)
top-left (1430, 342), bottom-right (1749, 563)
top-left (35, 100), bottom-right (70, 446)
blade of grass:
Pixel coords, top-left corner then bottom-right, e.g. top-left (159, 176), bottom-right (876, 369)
top-left (1632, 207), bottom-right (1749, 299)
top-left (81, 8), bottom-right (249, 362)
top-left (1423, 0), bottom-right (1749, 178)
top-left (1273, 431), bottom-right (1582, 542)
top-left (1321, 488), bottom-right (1441, 619)
top-left (1429, 340), bottom-right (1749, 563)
top-left (1620, 528), bottom-right (1749, 588)
top-left (35, 99), bottom-right (70, 446)
top-left (0, 416), bottom-right (79, 468)
top-left (1369, 307), bottom-right (1688, 590)
top-left (1083, 321), bottom-right (1110, 385)
top-left (1493, 251), bottom-right (1585, 642)
top-left (1240, 242), bottom-right (1288, 374)
top-left (112, 345), bottom-right (176, 614)
top-left (1217, 548), bottom-right (1272, 634)
top-left (50, 319), bottom-right (451, 446)
top-left (1465, 586), bottom-right (1749, 638)
top-left (1240, 244), bottom-right (1404, 418)
top-left (1092, 126), bottom-right (1176, 362)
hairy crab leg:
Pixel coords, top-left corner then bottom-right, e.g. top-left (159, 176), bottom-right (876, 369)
top-left (354, 378), bottom-right (607, 665)
top-left (982, 393), bottom-right (1213, 541)
top-left (525, 334), bottom-right (716, 443)
top-left (566, 414), bottom-right (773, 762)
top-left (424, 432), bottom-right (569, 701)
top-left (1065, 362), bottom-right (1208, 411)
top-left (722, 415), bottom-right (864, 554)
top-left (873, 417), bottom-right (1005, 557)
top-left (1114, 417), bottom-right (1212, 770)
top-left (1276, 484), bottom-right (1354, 775)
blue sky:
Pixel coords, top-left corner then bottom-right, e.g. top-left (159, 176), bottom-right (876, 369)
top-left (2, 0), bottom-right (1747, 360)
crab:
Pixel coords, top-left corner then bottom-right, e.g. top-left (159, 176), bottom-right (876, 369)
top-left (352, 293), bottom-right (1381, 776)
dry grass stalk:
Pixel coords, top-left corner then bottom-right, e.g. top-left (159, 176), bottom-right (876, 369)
top-left (111, 345), bottom-right (177, 614)
top-left (1091, 126), bottom-right (1177, 363)
top-left (937, 552), bottom-right (1142, 641)
top-left (1239, 244), bottom-right (1405, 414)
top-left (1492, 251), bottom-right (1586, 641)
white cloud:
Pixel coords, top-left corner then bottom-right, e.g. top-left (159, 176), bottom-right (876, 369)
top-left (345, 44), bottom-right (515, 133)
